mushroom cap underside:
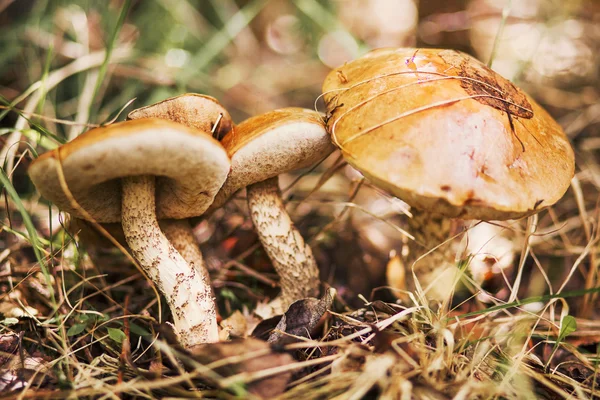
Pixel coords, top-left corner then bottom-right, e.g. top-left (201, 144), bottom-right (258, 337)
top-left (322, 48), bottom-right (575, 220)
top-left (29, 118), bottom-right (231, 223)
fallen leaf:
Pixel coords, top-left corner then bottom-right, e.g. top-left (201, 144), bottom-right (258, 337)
top-left (107, 327), bottom-right (127, 344)
top-left (254, 297), bottom-right (285, 320)
top-left (189, 338), bottom-right (294, 398)
top-left (0, 334), bottom-right (19, 365)
top-left (0, 335), bottom-right (54, 392)
top-left (264, 288), bottom-right (336, 345)
top-left (251, 314), bottom-right (282, 342)
top-left (0, 290), bottom-right (38, 318)
top-left (220, 310), bottom-right (249, 339)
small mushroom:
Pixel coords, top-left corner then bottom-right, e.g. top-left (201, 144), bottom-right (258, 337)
top-left (28, 119), bottom-right (230, 347)
top-left (322, 48), bottom-right (575, 300)
top-left (127, 93), bottom-right (233, 139)
top-left (212, 108), bottom-right (335, 308)
top-left (127, 93), bottom-right (235, 281)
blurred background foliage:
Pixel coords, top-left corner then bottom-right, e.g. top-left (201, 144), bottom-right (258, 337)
top-left (2, 0), bottom-right (598, 130)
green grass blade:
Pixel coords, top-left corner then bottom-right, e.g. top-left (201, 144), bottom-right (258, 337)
top-left (0, 167), bottom-right (57, 308)
top-left (487, 0), bottom-right (512, 68)
top-left (0, 94), bottom-right (66, 145)
top-left (1, 224), bottom-right (52, 247)
top-left (177, 0), bottom-right (269, 84)
top-left (454, 286), bottom-right (600, 320)
top-left (36, 44), bottom-right (54, 123)
top-left (89, 0), bottom-right (132, 123)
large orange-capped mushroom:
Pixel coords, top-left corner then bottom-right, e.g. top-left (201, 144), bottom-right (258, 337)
top-left (322, 48), bottom-right (575, 300)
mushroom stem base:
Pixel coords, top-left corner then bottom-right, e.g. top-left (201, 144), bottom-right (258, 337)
top-left (247, 176), bottom-right (320, 308)
top-left (121, 175), bottom-right (219, 346)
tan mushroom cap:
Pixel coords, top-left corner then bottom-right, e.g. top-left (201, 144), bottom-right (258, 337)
top-left (322, 48), bottom-right (575, 220)
top-left (210, 107), bottom-right (335, 209)
top-left (127, 93), bottom-right (233, 138)
top-left (29, 118), bottom-right (230, 223)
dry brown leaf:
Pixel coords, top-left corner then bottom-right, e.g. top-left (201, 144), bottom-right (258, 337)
top-left (220, 309), bottom-right (252, 339)
top-left (265, 288), bottom-right (335, 345)
top-left (0, 290), bottom-right (38, 318)
top-left (190, 338), bottom-right (294, 398)
top-left (0, 334), bottom-right (54, 392)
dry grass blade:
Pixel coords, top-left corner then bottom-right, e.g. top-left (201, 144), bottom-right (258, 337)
top-left (336, 93), bottom-right (531, 147)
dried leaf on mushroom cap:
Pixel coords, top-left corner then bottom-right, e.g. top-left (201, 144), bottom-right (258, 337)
top-left (322, 48), bottom-right (575, 220)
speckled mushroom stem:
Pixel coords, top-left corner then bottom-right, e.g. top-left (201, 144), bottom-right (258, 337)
top-left (246, 176), bottom-right (320, 307)
top-left (159, 219), bottom-right (211, 285)
top-left (121, 175), bottom-right (219, 346)
top-left (404, 209), bottom-right (460, 301)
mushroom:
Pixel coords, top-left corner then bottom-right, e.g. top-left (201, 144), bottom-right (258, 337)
top-left (211, 108), bottom-right (335, 309)
top-left (126, 93), bottom-right (235, 280)
top-left (128, 98), bottom-right (334, 308)
top-left (322, 48), bottom-right (575, 300)
top-left (28, 118), bottom-right (231, 347)
top-left (127, 93), bottom-right (233, 139)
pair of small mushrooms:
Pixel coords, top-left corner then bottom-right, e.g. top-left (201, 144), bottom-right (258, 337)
top-left (29, 95), bottom-right (333, 348)
top-left (29, 47), bottom-right (575, 347)
top-left (129, 97), bottom-right (333, 308)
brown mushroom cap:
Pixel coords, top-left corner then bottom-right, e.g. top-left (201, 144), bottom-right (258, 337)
top-left (29, 118), bottom-right (230, 223)
top-left (322, 48), bottom-right (575, 220)
top-left (210, 107), bottom-right (334, 209)
top-left (127, 93), bottom-right (234, 138)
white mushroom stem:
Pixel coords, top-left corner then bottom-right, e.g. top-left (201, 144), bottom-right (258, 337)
top-left (159, 219), bottom-right (211, 284)
top-left (246, 176), bottom-right (320, 307)
top-left (121, 175), bottom-right (219, 346)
